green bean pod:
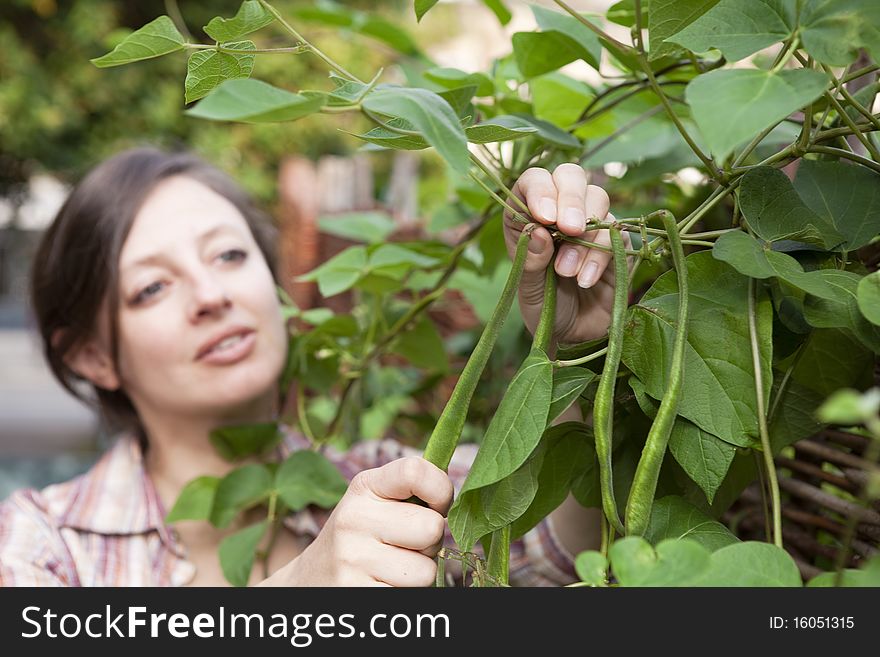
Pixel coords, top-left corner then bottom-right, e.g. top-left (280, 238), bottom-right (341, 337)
top-left (593, 226), bottom-right (628, 536)
top-left (625, 211), bottom-right (689, 537)
top-left (532, 262), bottom-right (558, 354)
top-left (422, 225), bottom-right (536, 471)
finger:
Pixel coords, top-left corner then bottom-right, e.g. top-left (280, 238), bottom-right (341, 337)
top-left (552, 163), bottom-right (589, 235)
top-left (585, 184), bottom-right (611, 225)
top-left (419, 537), bottom-right (444, 559)
top-left (577, 228), bottom-right (613, 289)
top-left (375, 502), bottom-right (446, 551)
top-left (354, 456), bottom-right (453, 514)
top-left (369, 545), bottom-right (438, 587)
top-left (505, 167), bottom-right (558, 228)
top-left (503, 169), bottom-right (557, 274)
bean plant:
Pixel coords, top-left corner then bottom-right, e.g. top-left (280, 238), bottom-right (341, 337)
top-left (90, 0), bottom-right (880, 586)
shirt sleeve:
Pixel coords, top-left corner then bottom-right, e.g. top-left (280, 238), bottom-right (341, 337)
top-left (0, 489), bottom-right (77, 587)
top-left (329, 437), bottom-right (578, 587)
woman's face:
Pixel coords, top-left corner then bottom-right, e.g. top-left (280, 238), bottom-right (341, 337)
top-left (109, 175), bottom-right (288, 420)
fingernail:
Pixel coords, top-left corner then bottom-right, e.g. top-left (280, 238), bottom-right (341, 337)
top-left (540, 198), bottom-right (557, 221)
top-left (563, 207), bottom-right (585, 233)
top-left (559, 249), bottom-right (579, 277)
top-left (579, 261), bottom-right (600, 288)
top-left (528, 231), bottom-right (544, 254)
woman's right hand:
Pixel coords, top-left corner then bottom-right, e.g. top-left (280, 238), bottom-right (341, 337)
top-left (277, 456), bottom-right (453, 586)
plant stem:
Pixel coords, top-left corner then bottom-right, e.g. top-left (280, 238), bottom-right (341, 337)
top-left (295, 385), bottom-right (317, 443)
top-left (554, 345), bottom-right (608, 368)
top-left (469, 153), bottom-right (530, 216)
top-left (258, 0), bottom-right (364, 83)
top-left (487, 525), bottom-right (511, 585)
top-left (635, 54), bottom-right (722, 182)
top-left (808, 145), bottom-right (880, 174)
top-left (678, 184), bottom-right (736, 234)
top-left (552, 0), bottom-right (634, 61)
top-left (165, 0), bottom-right (193, 42)
top-left (579, 105), bottom-right (665, 164)
top-left (747, 276), bottom-right (782, 548)
top-left (184, 43), bottom-right (308, 55)
top-left (770, 36), bottom-right (799, 74)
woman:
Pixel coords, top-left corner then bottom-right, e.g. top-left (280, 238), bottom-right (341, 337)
top-left (0, 147), bottom-right (629, 586)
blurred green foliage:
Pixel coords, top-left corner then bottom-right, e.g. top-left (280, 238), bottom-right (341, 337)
top-left (0, 0), bottom-right (426, 201)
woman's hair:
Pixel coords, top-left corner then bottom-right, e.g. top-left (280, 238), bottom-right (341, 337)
top-left (29, 146), bottom-right (280, 440)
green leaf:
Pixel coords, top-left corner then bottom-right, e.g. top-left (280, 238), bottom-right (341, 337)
top-left (793, 160), bottom-right (880, 251)
top-left (817, 388), bottom-right (880, 425)
top-left (204, 0), bottom-right (274, 42)
top-left (581, 91), bottom-right (681, 166)
top-left (482, 0), bottom-right (513, 26)
top-left (424, 67), bottom-right (495, 96)
top-left (209, 422), bottom-right (281, 461)
top-left (466, 116), bottom-right (539, 143)
top-left (437, 85), bottom-right (478, 118)
top-left (607, 0), bottom-right (649, 27)
top-left (390, 315), bottom-right (448, 372)
top-left (686, 68), bottom-right (829, 161)
top-left (858, 271), bottom-right (880, 325)
top-left (548, 367), bottom-right (595, 423)
top-left (648, 0), bottom-right (721, 61)
top-left (530, 73), bottom-right (595, 128)
top-left (643, 496), bottom-right (739, 551)
top-left (296, 246), bottom-right (368, 297)
top-left (275, 450), bottom-right (348, 511)
top-left (667, 0), bottom-right (793, 62)
top-left (610, 536), bottom-right (712, 586)
top-left (219, 520), bottom-right (268, 587)
top-left (803, 270), bottom-right (880, 353)
top-left (511, 422), bottom-right (596, 540)
top-left (317, 211), bottom-right (396, 244)
top-left (512, 32), bottom-right (587, 79)
top-left (362, 87), bottom-right (470, 174)
top-left (692, 541), bottom-right (802, 586)
top-left (449, 348), bottom-right (554, 550)
top-left (166, 476), bottom-right (219, 523)
top-left (712, 231), bottom-right (839, 298)
top-left (184, 41), bottom-right (256, 104)
top-left (738, 166), bottom-right (846, 250)
top-left (622, 252), bottom-right (772, 448)
top-left (532, 5), bottom-right (603, 69)
top-left (210, 464), bottom-right (273, 528)
top-left (415, 0), bottom-right (440, 22)
top-left (512, 114), bottom-right (581, 149)
top-left (630, 377), bottom-right (736, 503)
top-left (574, 551), bottom-right (608, 586)
top-left (91, 16), bottom-right (185, 67)
top-left (800, 0), bottom-right (880, 66)
top-left (807, 555), bottom-right (880, 587)
top-left (186, 79), bottom-right (327, 123)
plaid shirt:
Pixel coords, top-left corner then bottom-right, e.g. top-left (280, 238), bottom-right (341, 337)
top-left (0, 427), bottom-right (578, 587)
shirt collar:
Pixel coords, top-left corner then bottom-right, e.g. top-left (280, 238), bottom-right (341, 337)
top-left (56, 425), bottom-right (315, 545)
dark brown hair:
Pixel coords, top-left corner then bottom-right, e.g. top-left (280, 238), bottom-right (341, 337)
top-left (29, 146), bottom-right (280, 442)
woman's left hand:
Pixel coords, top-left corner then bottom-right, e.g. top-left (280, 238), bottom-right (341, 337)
top-left (502, 163), bottom-right (636, 347)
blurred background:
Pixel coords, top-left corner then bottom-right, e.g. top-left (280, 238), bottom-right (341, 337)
top-left (0, 0), bottom-right (619, 499)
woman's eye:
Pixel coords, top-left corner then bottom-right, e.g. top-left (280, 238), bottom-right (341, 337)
top-left (218, 248), bottom-right (247, 263)
top-left (133, 281), bottom-right (164, 304)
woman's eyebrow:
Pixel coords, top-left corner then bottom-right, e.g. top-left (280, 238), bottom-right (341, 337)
top-left (122, 224), bottom-right (242, 271)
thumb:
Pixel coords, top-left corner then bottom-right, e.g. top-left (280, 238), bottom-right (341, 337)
top-left (518, 226), bottom-right (555, 308)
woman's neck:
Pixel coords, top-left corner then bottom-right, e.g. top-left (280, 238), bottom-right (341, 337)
top-left (140, 393), bottom-right (278, 513)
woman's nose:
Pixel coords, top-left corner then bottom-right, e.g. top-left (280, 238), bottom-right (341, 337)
top-left (189, 274), bottom-right (232, 319)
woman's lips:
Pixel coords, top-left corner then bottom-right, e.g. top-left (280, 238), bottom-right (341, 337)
top-left (197, 330), bottom-right (256, 365)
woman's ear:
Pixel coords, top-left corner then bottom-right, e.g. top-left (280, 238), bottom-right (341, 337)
top-left (53, 328), bottom-right (121, 391)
